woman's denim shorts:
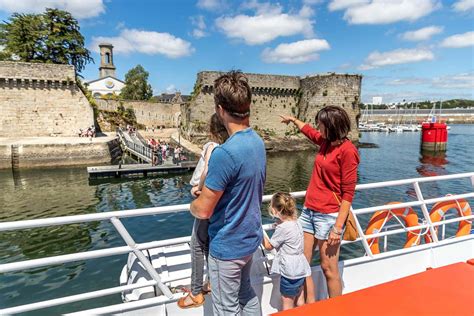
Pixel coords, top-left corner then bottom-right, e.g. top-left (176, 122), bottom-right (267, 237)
top-left (298, 207), bottom-right (337, 240)
top-left (280, 276), bottom-right (305, 297)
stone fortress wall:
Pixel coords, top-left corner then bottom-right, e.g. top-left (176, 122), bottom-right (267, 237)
top-left (95, 99), bottom-right (181, 129)
top-left (299, 74), bottom-right (362, 141)
top-left (181, 71), bottom-right (362, 146)
top-left (0, 61), bottom-right (94, 137)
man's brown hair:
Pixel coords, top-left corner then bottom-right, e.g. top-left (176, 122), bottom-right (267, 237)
top-left (315, 105), bottom-right (351, 142)
top-left (213, 70), bottom-right (252, 119)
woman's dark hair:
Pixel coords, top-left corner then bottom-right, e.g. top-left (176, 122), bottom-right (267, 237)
top-left (213, 70), bottom-right (252, 119)
top-left (315, 106), bottom-right (351, 142)
top-left (209, 113), bottom-right (229, 144)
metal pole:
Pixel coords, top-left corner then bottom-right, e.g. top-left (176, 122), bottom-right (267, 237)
top-left (413, 182), bottom-right (439, 243)
top-left (351, 206), bottom-right (374, 258)
top-left (110, 217), bottom-right (173, 298)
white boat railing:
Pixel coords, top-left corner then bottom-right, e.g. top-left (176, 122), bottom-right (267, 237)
top-left (0, 172), bottom-right (473, 315)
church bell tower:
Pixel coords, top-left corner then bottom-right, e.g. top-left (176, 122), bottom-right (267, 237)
top-left (99, 43), bottom-right (116, 78)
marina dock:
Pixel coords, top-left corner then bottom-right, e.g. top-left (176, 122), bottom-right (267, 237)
top-left (87, 161), bottom-right (197, 179)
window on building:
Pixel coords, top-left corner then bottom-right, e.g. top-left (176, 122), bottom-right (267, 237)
top-left (105, 52), bottom-right (111, 64)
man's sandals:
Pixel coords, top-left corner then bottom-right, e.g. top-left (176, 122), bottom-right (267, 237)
top-left (177, 285), bottom-right (211, 309)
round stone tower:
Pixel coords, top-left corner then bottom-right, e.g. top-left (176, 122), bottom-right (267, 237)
top-left (99, 43), bottom-right (116, 78)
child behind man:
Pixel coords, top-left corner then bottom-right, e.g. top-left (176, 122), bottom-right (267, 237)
top-left (177, 113), bottom-right (229, 309)
top-left (263, 192), bottom-right (312, 310)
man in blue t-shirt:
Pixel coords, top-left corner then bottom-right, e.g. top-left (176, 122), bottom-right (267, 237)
top-left (190, 71), bottom-right (266, 315)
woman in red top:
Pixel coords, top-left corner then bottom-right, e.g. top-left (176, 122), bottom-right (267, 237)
top-left (280, 106), bottom-right (360, 303)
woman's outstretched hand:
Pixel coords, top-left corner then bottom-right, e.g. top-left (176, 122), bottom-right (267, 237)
top-left (279, 115), bottom-right (295, 125)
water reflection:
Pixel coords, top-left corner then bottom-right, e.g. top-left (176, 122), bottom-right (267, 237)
top-left (11, 169), bottom-right (25, 189)
top-left (265, 150), bottom-right (314, 194)
top-left (417, 149), bottom-right (449, 177)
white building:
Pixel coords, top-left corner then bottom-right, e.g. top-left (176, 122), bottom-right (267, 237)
top-left (86, 43), bottom-right (124, 98)
top-left (372, 96), bottom-right (383, 105)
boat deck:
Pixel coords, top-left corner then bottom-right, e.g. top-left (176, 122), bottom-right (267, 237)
top-left (274, 261), bottom-right (474, 316)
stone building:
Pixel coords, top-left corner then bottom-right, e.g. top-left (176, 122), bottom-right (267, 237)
top-left (154, 92), bottom-right (190, 103)
top-left (181, 71), bottom-right (362, 146)
top-left (86, 43), bottom-right (125, 97)
top-left (0, 61), bottom-right (94, 137)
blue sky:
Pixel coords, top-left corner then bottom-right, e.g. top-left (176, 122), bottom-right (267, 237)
top-left (0, 0), bottom-right (473, 103)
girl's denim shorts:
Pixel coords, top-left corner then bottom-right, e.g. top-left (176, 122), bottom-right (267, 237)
top-left (280, 275), bottom-right (305, 297)
top-left (298, 207), bottom-right (337, 240)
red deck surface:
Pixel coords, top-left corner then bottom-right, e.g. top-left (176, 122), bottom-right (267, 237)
top-left (274, 262), bottom-right (474, 316)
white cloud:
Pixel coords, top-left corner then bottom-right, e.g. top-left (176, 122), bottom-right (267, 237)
top-left (0, 0), bottom-right (106, 19)
top-left (299, 5), bottom-right (315, 18)
top-left (386, 77), bottom-right (430, 86)
top-left (261, 39), bottom-right (330, 64)
top-left (359, 48), bottom-right (434, 70)
top-left (328, 0), bottom-right (369, 11)
top-left (401, 26), bottom-right (443, 41)
top-left (440, 31), bottom-right (474, 48)
top-left (115, 21), bottom-right (126, 30)
top-left (166, 84), bottom-right (177, 93)
top-left (339, 0), bottom-right (440, 25)
top-left (216, 6), bottom-right (314, 45)
top-left (432, 73), bottom-right (474, 89)
top-left (241, 0), bottom-right (283, 15)
top-left (191, 15), bottom-right (207, 39)
top-left (303, 0), bottom-right (324, 4)
top-left (453, 0), bottom-right (474, 12)
top-left (361, 90), bottom-right (473, 103)
top-left (338, 62), bottom-right (352, 70)
top-left (192, 29), bottom-right (207, 38)
top-left (382, 73), bottom-right (474, 90)
top-left (91, 29), bottom-right (194, 58)
top-left (197, 0), bottom-right (226, 11)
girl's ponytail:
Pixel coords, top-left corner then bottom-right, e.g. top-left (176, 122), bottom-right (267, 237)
top-left (271, 192), bottom-right (297, 220)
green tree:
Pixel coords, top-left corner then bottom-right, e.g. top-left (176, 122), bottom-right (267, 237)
top-left (121, 65), bottom-right (154, 100)
top-left (0, 13), bottom-right (43, 61)
top-left (0, 8), bottom-right (92, 74)
top-left (41, 9), bottom-right (93, 73)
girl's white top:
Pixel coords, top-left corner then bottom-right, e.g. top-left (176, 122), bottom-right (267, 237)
top-left (270, 220), bottom-right (312, 279)
top-left (189, 142), bottom-right (218, 186)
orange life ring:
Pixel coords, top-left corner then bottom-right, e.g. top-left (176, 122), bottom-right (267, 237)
top-left (424, 197), bottom-right (472, 243)
top-left (365, 202), bottom-right (420, 254)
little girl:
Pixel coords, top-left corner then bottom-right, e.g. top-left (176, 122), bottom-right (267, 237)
top-left (177, 113), bottom-right (228, 309)
top-left (263, 192), bottom-right (312, 310)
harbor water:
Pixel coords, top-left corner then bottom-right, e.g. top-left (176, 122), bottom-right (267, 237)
top-left (1, 125), bottom-right (473, 315)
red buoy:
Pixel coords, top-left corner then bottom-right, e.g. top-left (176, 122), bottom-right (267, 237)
top-left (421, 122), bottom-right (447, 151)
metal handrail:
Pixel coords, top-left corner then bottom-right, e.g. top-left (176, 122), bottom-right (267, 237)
top-left (117, 127), bottom-right (153, 162)
top-left (136, 130), bottom-right (148, 146)
top-left (1, 172), bottom-right (473, 315)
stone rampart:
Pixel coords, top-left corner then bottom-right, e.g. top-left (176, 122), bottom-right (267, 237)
top-left (182, 71), bottom-right (362, 146)
top-left (95, 99), bottom-right (181, 128)
top-left (299, 74), bottom-right (362, 141)
top-left (183, 71), bottom-right (301, 142)
top-left (0, 61), bottom-right (94, 137)
top-left (0, 61), bottom-right (75, 81)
